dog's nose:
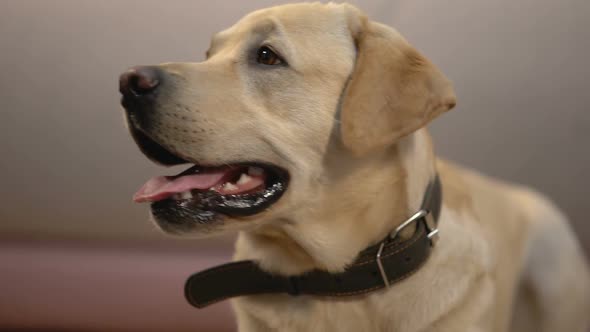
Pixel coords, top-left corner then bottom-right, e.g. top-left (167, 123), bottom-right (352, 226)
top-left (119, 66), bottom-right (161, 97)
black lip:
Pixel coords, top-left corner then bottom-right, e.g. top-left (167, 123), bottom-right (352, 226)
top-left (151, 164), bottom-right (289, 230)
top-left (151, 177), bottom-right (287, 220)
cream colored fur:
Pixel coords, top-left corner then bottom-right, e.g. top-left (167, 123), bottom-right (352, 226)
top-left (143, 3), bottom-right (590, 331)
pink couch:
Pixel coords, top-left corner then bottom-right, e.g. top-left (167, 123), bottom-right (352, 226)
top-left (0, 238), bottom-right (235, 331)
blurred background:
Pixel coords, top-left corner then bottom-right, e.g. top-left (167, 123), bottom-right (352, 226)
top-left (1, 0), bottom-right (588, 331)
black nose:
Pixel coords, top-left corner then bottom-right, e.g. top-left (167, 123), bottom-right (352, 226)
top-left (119, 66), bottom-right (161, 97)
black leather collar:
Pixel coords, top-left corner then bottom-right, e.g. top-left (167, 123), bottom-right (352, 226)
top-left (185, 175), bottom-right (442, 308)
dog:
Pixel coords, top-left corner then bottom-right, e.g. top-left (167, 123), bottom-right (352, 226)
top-left (119, 3), bottom-right (590, 331)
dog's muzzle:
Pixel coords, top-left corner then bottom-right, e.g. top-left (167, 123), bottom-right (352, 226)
top-left (118, 66), bottom-right (291, 232)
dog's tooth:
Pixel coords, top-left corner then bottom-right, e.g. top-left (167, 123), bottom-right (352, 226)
top-left (223, 182), bottom-right (238, 191)
top-left (248, 166), bottom-right (264, 176)
top-left (180, 191), bottom-right (193, 200)
top-left (236, 173), bottom-right (252, 185)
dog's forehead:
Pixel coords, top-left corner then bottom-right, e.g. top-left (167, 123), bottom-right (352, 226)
top-left (211, 3), bottom-right (351, 49)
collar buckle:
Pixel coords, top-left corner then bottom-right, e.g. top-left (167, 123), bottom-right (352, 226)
top-left (376, 209), bottom-right (440, 288)
top-left (424, 210), bottom-right (440, 246)
top-left (390, 209), bottom-right (439, 247)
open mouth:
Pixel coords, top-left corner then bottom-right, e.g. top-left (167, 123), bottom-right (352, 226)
top-left (130, 128), bottom-right (289, 225)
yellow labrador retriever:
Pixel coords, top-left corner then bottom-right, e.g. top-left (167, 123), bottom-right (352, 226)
top-left (119, 3), bottom-right (590, 331)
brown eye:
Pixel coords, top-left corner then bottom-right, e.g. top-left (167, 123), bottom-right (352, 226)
top-left (257, 46), bottom-right (282, 65)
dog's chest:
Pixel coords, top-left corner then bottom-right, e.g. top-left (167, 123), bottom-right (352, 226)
top-left (232, 211), bottom-right (495, 332)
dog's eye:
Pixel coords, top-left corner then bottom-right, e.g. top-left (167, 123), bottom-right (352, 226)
top-left (257, 46), bottom-right (282, 65)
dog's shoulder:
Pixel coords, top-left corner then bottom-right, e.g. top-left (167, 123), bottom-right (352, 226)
top-left (436, 158), bottom-right (537, 225)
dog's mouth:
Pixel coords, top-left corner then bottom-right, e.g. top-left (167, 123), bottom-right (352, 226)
top-left (131, 129), bottom-right (289, 226)
top-left (135, 162), bottom-right (288, 216)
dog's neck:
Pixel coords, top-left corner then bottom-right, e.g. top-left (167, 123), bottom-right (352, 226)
top-left (234, 129), bottom-right (437, 275)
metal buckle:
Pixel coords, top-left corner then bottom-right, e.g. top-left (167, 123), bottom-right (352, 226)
top-left (390, 209), bottom-right (439, 247)
top-left (390, 210), bottom-right (426, 240)
top-left (376, 209), bottom-right (439, 288)
top-left (423, 210), bottom-right (440, 246)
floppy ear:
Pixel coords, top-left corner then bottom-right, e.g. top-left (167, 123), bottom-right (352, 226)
top-left (340, 16), bottom-right (456, 156)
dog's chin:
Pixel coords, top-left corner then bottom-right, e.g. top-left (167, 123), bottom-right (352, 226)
top-left (128, 125), bottom-right (290, 236)
top-left (150, 204), bottom-right (278, 237)
top-left (149, 208), bottom-right (226, 237)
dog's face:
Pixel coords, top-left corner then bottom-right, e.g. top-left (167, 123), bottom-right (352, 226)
top-left (120, 3), bottom-right (455, 237)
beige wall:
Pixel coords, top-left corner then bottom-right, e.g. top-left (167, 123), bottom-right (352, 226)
top-left (0, 0), bottom-right (588, 253)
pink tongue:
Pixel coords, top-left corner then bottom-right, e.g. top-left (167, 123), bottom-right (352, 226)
top-left (133, 170), bottom-right (228, 203)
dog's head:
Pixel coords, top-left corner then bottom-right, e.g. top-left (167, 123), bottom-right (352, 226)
top-left (120, 3), bottom-right (455, 238)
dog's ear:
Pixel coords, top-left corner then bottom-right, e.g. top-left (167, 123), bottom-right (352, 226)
top-left (340, 11), bottom-right (456, 156)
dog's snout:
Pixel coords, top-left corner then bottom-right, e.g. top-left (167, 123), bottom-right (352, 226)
top-left (119, 66), bottom-right (161, 97)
